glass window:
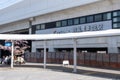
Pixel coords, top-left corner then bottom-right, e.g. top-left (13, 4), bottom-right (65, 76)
top-left (68, 19), bottom-right (73, 26)
top-left (113, 12), bottom-right (117, 17)
top-left (94, 14), bottom-right (102, 22)
top-left (113, 18), bottom-right (117, 22)
top-left (80, 17), bottom-right (86, 24)
top-left (46, 22), bottom-right (56, 29)
top-left (36, 25), bottom-right (41, 30)
top-left (73, 18), bottom-right (79, 25)
top-left (41, 24), bottom-right (45, 29)
top-left (61, 20), bottom-right (67, 26)
top-left (113, 23), bottom-right (120, 28)
top-left (113, 23), bottom-right (117, 28)
top-left (56, 21), bottom-right (61, 27)
top-left (86, 16), bottom-right (94, 23)
top-left (113, 17), bottom-right (120, 22)
top-left (103, 13), bottom-right (111, 20)
top-left (113, 11), bottom-right (120, 17)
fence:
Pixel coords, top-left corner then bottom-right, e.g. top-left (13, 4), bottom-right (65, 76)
top-left (25, 52), bottom-right (120, 69)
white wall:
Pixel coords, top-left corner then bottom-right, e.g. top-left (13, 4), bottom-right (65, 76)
top-left (0, 20), bottom-right (29, 33)
top-left (0, 0), bottom-right (120, 53)
top-left (32, 36), bottom-right (120, 53)
top-left (33, 0), bottom-right (120, 25)
top-left (0, 0), bottom-right (101, 25)
top-left (1, 0), bottom-right (120, 33)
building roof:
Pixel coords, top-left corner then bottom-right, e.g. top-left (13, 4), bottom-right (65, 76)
top-left (0, 0), bottom-right (101, 25)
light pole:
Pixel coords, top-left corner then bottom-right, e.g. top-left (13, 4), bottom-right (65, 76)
top-left (11, 41), bottom-right (14, 68)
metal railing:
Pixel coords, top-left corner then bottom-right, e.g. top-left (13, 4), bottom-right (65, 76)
top-left (24, 52), bottom-right (120, 69)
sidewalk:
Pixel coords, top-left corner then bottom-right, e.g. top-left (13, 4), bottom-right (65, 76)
top-left (0, 63), bottom-right (120, 80)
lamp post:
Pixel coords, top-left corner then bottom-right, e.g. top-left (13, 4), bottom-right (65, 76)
top-left (5, 40), bottom-right (14, 68)
top-left (11, 41), bottom-right (14, 68)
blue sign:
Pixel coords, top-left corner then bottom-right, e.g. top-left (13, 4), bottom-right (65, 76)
top-left (5, 42), bottom-right (12, 47)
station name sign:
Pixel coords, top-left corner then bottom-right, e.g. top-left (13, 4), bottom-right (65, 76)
top-left (36, 21), bottom-right (112, 34)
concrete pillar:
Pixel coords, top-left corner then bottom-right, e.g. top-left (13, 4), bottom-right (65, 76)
top-left (32, 46), bottom-right (36, 52)
top-left (48, 41), bottom-right (55, 52)
top-left (29, 28), bottom-right (32, 34)
top-left (31, 41), bottom-right (36, 52)
top-left (107, 37), bottom-right (118, 53)
top-left (48, 47), bottom-right (55, 52)
top-left (29, 20), bottom-right (32, 34)
top-left (73, 39), bottom-right (77, 72)
top-left (29, 17), bottom-right (35, 34)
top-left (44, 40), bottom-right (47, 69)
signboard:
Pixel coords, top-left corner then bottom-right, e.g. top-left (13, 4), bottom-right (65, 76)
top-left (5, 42), bottom-right (12, 47)
top-left (36, 21), bottom-right (112, 34)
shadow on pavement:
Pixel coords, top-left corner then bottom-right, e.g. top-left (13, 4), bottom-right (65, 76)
top-left (0, 63), bottom-right (120, 79)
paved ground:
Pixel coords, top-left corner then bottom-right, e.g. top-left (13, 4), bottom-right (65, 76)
top-left (0, 63), bottom-right (120, 80)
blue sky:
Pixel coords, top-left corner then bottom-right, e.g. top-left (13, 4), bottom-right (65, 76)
top-left (0, 0), bottom-right (23, 10)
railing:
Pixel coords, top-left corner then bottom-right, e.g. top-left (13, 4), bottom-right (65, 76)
top-left (24, 52), bottom-right (120, 69)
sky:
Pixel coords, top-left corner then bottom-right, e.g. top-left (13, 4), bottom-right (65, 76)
top-left (0, 0), bottom-right (23, 10)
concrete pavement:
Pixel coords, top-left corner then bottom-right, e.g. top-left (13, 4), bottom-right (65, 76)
top-left (0, 63), bottom-right (120, 80)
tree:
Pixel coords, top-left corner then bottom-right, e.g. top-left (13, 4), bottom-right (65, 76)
top-left (0, 40), bottom-right (30, 64)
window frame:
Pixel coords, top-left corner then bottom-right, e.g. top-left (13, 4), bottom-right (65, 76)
top-left (86, 15), bottom-right (94, 23)
top-left (80, 17), bottom-right (86, 24)
top-left (103, 12), bottom-right (112, 21)
top-left (113, 23), bottom-right (120, 29)
top-left (113, 10), bottom-right (120, 17)
top-left (61, 20), bottom-right (67, 27)
top-left (67, 19), bottom-right (73, 26)
top-left (36, 24), bottom-right (41, 30)
top-left (40, 24), bottom-right (45, 30)
top-left (73, 18), bottom-right (79, 25)
top-left (94, 14), bottom-right (103, 22)
top-left (56, 21), bottom-right (61, 27)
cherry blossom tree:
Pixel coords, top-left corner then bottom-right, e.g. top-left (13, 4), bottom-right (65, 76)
top-left (0, 40), bottom-right (30, 64)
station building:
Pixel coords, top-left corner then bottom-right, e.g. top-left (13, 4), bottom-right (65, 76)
top-left (0, 0), bottom-right (120, 53)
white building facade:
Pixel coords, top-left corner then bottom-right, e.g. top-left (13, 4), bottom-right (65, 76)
top-left (0, 0), bottom-right (120, 53)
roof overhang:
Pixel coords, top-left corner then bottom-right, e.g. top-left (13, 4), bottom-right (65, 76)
top-left (0, 29), bottom-right (119, 40)
top-left (0, 0), bottom-right (102, 25)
